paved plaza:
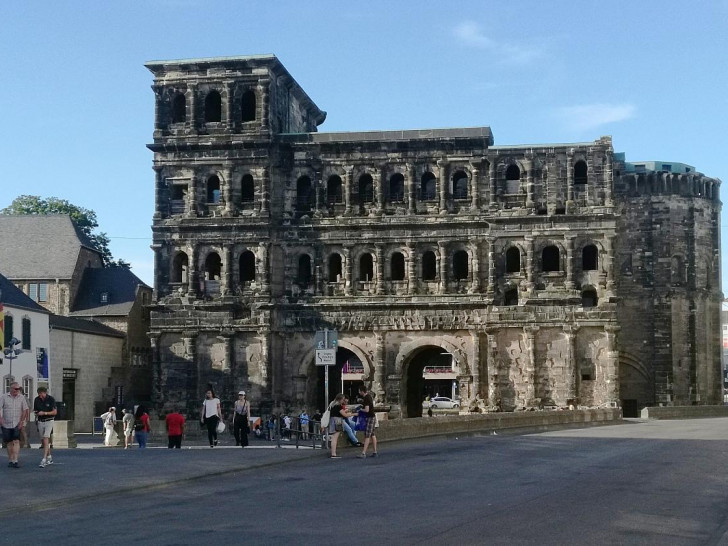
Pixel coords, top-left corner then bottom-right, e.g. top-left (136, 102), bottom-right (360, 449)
top-left (3, 418), bottom-right (728, 545)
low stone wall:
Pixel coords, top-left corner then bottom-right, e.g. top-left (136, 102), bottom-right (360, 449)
top-left (640, 405), bottom-right (728, 420)
top-left (375, 408), bottom-right (622, 442)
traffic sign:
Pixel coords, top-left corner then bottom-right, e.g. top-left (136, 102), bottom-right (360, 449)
top-left (315, 349), bottom-right (336, 366)
top-left (314, 329), bottom-right (338, 350)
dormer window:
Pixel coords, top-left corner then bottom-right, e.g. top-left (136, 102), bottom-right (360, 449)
top-left (100, 292), bottom-right (109, 304)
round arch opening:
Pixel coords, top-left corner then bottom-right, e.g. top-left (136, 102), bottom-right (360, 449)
top-left (402, 346), bottom-right (458, 418)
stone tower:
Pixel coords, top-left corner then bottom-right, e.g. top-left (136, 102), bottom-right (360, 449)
top-left (146, 55), bottom-right (721, 418)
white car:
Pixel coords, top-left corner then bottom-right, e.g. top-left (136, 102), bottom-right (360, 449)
top-left (427, 396), bottom-right (459, 409)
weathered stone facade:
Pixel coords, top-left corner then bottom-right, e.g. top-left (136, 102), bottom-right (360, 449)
top-left (146, 55), bottom-right (722, 418)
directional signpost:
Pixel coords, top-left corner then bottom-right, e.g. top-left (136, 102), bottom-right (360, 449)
top-left (315, 329), bottom-right (337, 405)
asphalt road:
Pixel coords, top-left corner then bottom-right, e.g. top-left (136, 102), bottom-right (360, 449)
top-left (4, 418), bottom-right (728, 545)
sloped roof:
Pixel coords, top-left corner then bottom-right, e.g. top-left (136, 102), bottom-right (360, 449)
top-left (70, 267), bottom-right (149, 316)
top-left (0, 271), bottom-right (50, 314)
top-left (0, 215), bottom-right (100, 279)
top-left (49, 315), bottom-right (124, 338)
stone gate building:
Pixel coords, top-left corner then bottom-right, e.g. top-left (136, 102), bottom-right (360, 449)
top-left (145, 55), bottom-right (722, 418)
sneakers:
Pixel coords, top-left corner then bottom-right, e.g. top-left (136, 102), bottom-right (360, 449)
top-left (371, 452), bottom-right (378, 458)
top-left (7, 462), bottom-right (12, 468)
top-left (330, 455), bottom-right (341, 459)
top-left (39, 459), bottom-right (47, 468)
top-left (10, 462), bottom-right (19, 468)
top-left (47, 456), bottom-right (53, 465)
top-left (357, 453), bottom-right (366, 459)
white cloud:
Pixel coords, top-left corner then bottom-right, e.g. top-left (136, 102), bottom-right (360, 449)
top-left (453, 21), bottom-right (542, 64)
top-left (556, 103), bottom-right (636, 132)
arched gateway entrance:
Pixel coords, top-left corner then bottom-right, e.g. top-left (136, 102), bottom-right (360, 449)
top-left (402, 346), bottom-right (458, 418)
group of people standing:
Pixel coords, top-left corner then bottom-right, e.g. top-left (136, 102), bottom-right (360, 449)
top-left (327, 385), bottom-right (378, 459)
top-left (0, 382), bottom-right (56, 469)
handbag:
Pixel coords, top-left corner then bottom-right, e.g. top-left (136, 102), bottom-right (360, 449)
top-left (320, 409), bottom-right (331, 428)
top-left (216, 420), bottom-right (226, 434)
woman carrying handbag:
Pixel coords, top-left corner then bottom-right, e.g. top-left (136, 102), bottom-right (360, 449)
top-left (201, 387), bottom-right (222, 447)
top-left (327, 394), bottom-right (354, 459)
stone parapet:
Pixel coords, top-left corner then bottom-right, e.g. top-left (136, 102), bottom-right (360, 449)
top-left (640, 405), bottom-right (728, 420)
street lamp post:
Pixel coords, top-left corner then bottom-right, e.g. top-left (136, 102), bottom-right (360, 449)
top-left (3, 337), bottom-right (23, 379)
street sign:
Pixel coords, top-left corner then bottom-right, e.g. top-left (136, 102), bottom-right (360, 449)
top-left (315, 349), bottom-right (336, 366)
top-left (314, 329), bottom-right (338, 350)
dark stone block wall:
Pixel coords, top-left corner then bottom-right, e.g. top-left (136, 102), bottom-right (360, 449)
top-left (145, 55), bottom-right (721, 419)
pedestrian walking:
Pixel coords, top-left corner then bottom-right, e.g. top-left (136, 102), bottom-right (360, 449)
top-left (327, 394), bottom-right (354, 459)
top-left (122, 408), bottom-right (134, 448)
top-left (165, 406), bottom-right (185, 449)
top-left (357, 385), bottom-right (378, 458)
top-left (201, 387), bottom-right (222, 447)
top-left (298, 410), bottom-right (309, 440)
top-left (134, 405), bottom-right (151, 448)
top-left (283, 414), bottom-right (291, 440)
top-left (33, 386), bottom-right (56, 467)
top-left (0, 382), bottom-right (29, 468)
top-left (266, 415), bottom-right (276, 441)
top-left (233, 391), bottom-right (250, 448)
top-left (101, 407), bottom-right (117, 447)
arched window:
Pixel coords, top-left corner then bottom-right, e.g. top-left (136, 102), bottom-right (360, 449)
top-left (240, 174), bottom-right (255, 203)
top-left (241, 89), bottom-right (256, 122)
top-left (574, 160), bottom-right (587, 185)
top-left (421, 172), bottom-right (436, 201)
top-left (542, 245), bottom-right (560, 272)
top-left (360, 253), bottom-right (374, 282)
top-left (21, 317), bottom-right (31, 350)
top-left (204, 90), bottom-right (222, 123)
top-left (207, 175), bottom-right (221, 203)
top-left (452, 171), bottom-right (468, 200)
top-left (239, 250), bottom-right (256, 283)
top-left (296, 176), bottom-right (313, 212)
top-left (172, 93), bottom-right (186, 123)
top-left (389, 173), bottom-right (404, 202)
top-left (582, 245), bottom-right (598, 271)
top-left (204, 253), bottom-right (222, 280)
top-left (506, 247), bottom-right (521, 273)
top-left (453, 250), bottom-right (468, 280)
top-left (327, 175), bottom-right (343, 204)
top-left (391, 252), bottom-right (405, 281)
top-left (582, 287), bottom-right (598, 308)
top-left (328, 254), bottom-right (342, 282)
top-left (297, 255), bottom-right (312, 287)
top-left (506, 165), bottom-right (520, 181)
top-left (422, 251), bottom-right (437, 280)
top-left (504, 287), bottom-right (519, 306)
top-left (359, 174), bottom-right (374, 204)
top-left (171, 252), bottom-right (189, 283)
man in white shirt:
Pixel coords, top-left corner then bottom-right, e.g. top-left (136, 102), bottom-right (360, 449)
top-left (0, 382), bottom-right (29, 468)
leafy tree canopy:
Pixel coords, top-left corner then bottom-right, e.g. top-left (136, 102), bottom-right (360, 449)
top-left (1, 195), bottom-right (130, 268)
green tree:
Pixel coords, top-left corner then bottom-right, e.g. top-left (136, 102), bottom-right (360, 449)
top-left (1, 195), bottom-right (130, 268)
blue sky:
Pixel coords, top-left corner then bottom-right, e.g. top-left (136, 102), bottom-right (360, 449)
top-left (1, 1), bottom-right (727, 289)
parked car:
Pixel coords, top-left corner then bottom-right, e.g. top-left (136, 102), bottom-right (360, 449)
top-left (428, 396), bottom-right (459, 409)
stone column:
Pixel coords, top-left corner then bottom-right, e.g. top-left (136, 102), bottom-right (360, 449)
top-left (438, 159), bottom-right (448, 214)
top-left (525, 157), bottom-right (535, 210)
top-left (604, 152), bottom-right (614, 206)
top-left (187, 83), bottom-right (197, 134)
top-left (489, 161), bottom-right (497, 209)
top-left (225, 81), bottom-right (235, 129)
top-left (565, 235), bottom-right (576, 290)
top-left (566, 149), bottom-right (575, 209)
top-left (374, 331), bottom-right (385, 400)
top-left (260, 166), bottom-right (270, 216)
top-left (525, 236), bottom-right (535, 290)
top-left (376, 164), bottom-right (385, 214)
top-left (149, 334), bottom-right (162, 409)
top-left (469, 164), bottom-right (479, 210)
top-left (407, 163), bottom-right (416, 215)
top-left (344, 246), bottom-right (353, 296)
top-left (564, 326), bottom-right (578, 405)
top-left (153, 166), bottom-right (164, 219)
top-left (469, 242), bottom-right (480, 293)
top-left (470, 330), bottom-right (481, 402)
top-left (486, 329), bottom-right (499, 409)
top-left (188, 245), bottom-right (199, 298)
top-left (259, 242), bottom-right (270, 294)
top-left (223, 166), bottom-right (234, 217)
top-left (186, 173), bottom-right (197, 217)
top-left (152, 85), bottom-right (163, 136)
top-left (223, 334), bottom-right (233, 372)
top-left (604, 233), bottom-right (616, 292)
top-left (259, 330), bottom-right (271, 397)
top-left (375, 244), bottom-right (384, 295)
top-left (486, 237), bottom-right (495, 297)
top-left (150, 244), bottom-right (163, 300)
top-left (604, 325), bottom-right (620, 407)
top-left (344, 166), bottom-right (353, 216)
top-left (183, 333), bottom-right (198, 398)
top-left (407, 244), bottom-right (417, 295)
top-left (438, 240), bottom-right (447, 294)
top-left (224, 244), bottom-right (234, 296)
top-left (258, 78), bottom-right (270, 133)
top-left (313, 168), bottom-right (322, 216)
top-left (524, 326), bottom-right (539, 406)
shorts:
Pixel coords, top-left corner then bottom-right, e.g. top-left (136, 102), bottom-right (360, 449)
top-left (328, 417), bottom-right (343, 434)
top-left (1, 426), bottom-right (20, 443)
top-left (37, 420), bottom-right (54, 438)
top-left (364, 416), bottom-right (377, 438)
